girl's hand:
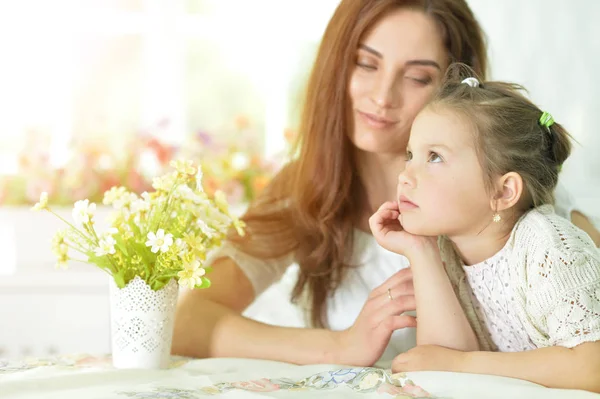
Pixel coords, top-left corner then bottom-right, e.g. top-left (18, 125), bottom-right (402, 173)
top-left (369, 201), bottom-right (435, 258)
top-left (336, 268), bottom-right (417, 367)
top-left (392, 345), bottom-right (466, 373)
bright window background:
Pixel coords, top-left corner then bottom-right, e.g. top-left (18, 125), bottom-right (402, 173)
top-left (0, 0), bottom-right (598, 216)
top-left (0, 0), bottom-right (340, 174)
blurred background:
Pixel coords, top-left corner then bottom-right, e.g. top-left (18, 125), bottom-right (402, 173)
top-left (0, 0), bottom-right (598, 359)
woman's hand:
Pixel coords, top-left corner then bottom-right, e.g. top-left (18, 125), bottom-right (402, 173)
top-left (336, 268), bottom-right (417, 367)
top-left (369, 201), bottom-right (436, 258)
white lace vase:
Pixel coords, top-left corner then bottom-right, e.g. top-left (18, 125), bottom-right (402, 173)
top-left (109, 276), bottom-right (178, 369)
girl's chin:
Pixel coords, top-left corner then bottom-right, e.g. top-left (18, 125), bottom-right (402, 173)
top-left (401, 215), bottom-right (443, 237)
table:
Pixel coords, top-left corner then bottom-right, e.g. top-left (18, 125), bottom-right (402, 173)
top-left (1, 354), bottom-right (599, 398)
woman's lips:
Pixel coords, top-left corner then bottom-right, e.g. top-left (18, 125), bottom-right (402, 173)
top-left (357, 110), bottom-right (398, 130)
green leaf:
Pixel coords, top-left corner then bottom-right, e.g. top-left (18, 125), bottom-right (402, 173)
top-left (152, 279), bottom-right (167, 291)
top-left (115, 239), bottom-right (129, 257)
top-left (113, 272), bottom-right (125, 289)
top-left (204, 266), bottom-right (213, 274)
top-left (198, 277), bottom-right (211, 289)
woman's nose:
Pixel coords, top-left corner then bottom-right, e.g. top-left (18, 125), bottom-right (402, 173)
top-left (371, 74), bottom-right (401, 109)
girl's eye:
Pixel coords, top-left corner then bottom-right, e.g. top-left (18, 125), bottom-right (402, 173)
top-left (406, 151), bottom-right (413, 161)
top-left (428, 152), bottom-right (442, 163)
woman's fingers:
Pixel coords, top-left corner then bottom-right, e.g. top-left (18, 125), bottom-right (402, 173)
top-left (372, 294), bottom-right (416, 324)
top-left (370, 268), bottom-right (413, 299)
top-left (387, 314), bottom-right (417, 331)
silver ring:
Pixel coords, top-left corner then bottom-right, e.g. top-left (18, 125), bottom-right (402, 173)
top-left (387, 288), bottom-right (393, 301)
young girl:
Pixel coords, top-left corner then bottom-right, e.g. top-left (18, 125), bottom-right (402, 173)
top-left (369, 68), bottom-right (600, 392)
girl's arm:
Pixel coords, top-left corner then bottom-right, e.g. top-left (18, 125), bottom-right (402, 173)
top-left (393, 342), bottom-right (600, 393)
top-left (409, 243), bottom-right (479, 351)
top-left (369, 201), bottom-right (479, 352)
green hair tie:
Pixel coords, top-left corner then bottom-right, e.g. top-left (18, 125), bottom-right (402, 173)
top-left (539, 111), bottom-right (555, 130)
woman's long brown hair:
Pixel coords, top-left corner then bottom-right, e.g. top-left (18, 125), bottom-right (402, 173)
top-left (229, 0), bottom-right (488, 327)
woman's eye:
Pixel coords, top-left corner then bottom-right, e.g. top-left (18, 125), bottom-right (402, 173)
top-left (406, 151), bottom-right (413, 161)
top-left (406, 76), bottom-right (432, 85)
top-left (428, 152), bottom-right (442, 163)
top-left (356, 61), bottom-right (376, 70)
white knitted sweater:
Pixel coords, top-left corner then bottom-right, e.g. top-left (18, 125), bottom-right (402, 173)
top-left (440, 205), bottom-right (600, 352)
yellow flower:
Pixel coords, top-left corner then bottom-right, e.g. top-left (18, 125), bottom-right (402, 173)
top-left (55, 250), bottom-right (69, 270)
top-left (170, 159), bottom-right (197, 176)
top-left (232, 218), bottom-right (246, 237)
top-left (177, 259), bottom-right (206, 289)
top-left (32, 192), bottom-right (49, 211)
top-left (213, 190), bottom-right (229, 214)
top-left (152, 172), bottom-right (177, 192)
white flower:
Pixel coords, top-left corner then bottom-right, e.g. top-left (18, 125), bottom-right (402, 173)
top-left (95, 236), bottom-right (116, 257)
top-left (196, 219), bottom-right (216, 238)
top-left (131, 198), bottom-right (150, 213)
top-left (112, 193), bottom-right (137, 210)
top-left (145, 229), bottom-right (173, 253)
top-left (72, 199), bottom-right (96, 226)
top-left (152, 172), bottom-right (177, 192)
top-left (103, 227), bottom-right (118, 236)
top-left (170, 159), bottom-right (197, 175)
top-left (32, 192), bottom-right (49, 211)
top-left (103, 186), bottom-right (127, 205)
top-left (195, 167), bottom-right (204, 192)
top-left (173, 238), bottom-right (188, 257)
top-left (177, 259), bottom-right (206, 289)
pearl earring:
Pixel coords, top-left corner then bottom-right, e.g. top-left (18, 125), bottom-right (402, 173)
top-left (493, 213), bottom-right (502, 223)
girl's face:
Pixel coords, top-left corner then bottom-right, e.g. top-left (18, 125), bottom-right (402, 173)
top-left (348, 8), bottom-right (448, 156)
top-left (396, 106), bottom-right (493, 238)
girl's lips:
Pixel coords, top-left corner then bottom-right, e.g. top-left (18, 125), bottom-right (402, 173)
top-left (398, 196), bottom-right (418, 211)
top-left (358, 111), bottom-right (398, 129)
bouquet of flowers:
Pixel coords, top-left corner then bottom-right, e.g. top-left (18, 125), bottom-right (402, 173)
top-left (32, 159), bottom-right (245, 291)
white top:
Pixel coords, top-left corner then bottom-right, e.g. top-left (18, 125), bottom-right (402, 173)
top-left (442, 205), bottom-right (600, 352)
top-left (210, 229), bottom-right (415, 364)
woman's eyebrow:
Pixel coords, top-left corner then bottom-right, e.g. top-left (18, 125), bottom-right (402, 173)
top-left (358, 44), bottom-right (441, 71)
top-left (358, 43), bottom-right (382, 58)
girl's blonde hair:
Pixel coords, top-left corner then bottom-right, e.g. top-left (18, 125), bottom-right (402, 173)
top-left (431, 64), bottom-right (573, 209)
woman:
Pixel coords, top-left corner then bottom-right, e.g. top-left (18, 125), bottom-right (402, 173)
top-left (172, 0), bottom-right (596, 366)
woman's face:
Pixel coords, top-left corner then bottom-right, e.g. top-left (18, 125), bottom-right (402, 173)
top-left (348, 9), bottom-right (448, 156)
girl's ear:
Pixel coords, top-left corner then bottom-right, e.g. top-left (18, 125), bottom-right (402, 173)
top-left (491, 172), bottom-right (523, 212)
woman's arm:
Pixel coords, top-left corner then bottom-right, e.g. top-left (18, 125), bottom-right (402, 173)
top-left (172, 256), bottom-right (418, 366)
top-left (172, 257), bottom-right (341, 364)
top-left (571, 210), bottom-right (600, 247)
top-left (393, 342), bottom-right (600, 393)
top-left (409, 244), bottom-right (479, 351)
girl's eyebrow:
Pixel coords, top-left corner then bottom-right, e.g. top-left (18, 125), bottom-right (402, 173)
top-left (429, 143), bottom-right (452, 152)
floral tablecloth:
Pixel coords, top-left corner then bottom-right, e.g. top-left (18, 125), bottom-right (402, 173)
top-left (1, 354), bottom-right (598, 399)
